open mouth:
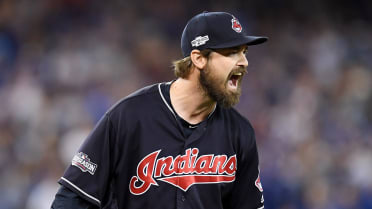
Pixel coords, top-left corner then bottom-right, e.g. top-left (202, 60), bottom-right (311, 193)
top-left (227, 72), bottom-right (243, 90)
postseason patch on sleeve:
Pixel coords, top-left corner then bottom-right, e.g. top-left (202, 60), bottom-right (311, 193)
top-left (71, 152), bottom-right (98, 175)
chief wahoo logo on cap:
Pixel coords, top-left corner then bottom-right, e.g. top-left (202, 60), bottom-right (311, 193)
top-left (231, 16), bottom-right (242, 33)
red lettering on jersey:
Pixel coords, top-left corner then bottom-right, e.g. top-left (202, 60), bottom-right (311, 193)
top-left (223, 156), bottom-right (237, 175)
top-left (178, 148), bottom-right (194, 174)
top-left (154, 156), bottom-right (173, 177)
top-left (195, 155), bottom-right (213, 173)
top-left (210, 155), bottom-right (228, 174)
top-left (129, 148), bottom-right (237, 195)
top-left (129, 150), bottom-right (160, 195)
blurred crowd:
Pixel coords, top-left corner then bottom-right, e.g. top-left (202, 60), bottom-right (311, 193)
top-left (0, 0), bottom-right (371, 209)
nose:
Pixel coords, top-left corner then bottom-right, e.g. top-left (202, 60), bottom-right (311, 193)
top-left (237, 52), bottom-right (248, 68)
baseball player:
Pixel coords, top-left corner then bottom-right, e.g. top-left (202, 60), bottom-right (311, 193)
top-left (51, 11), bottom-right (267, 209)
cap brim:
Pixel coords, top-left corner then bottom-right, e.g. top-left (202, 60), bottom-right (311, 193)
top-left (245, 36), bottom-right (268, 45)
top-left (209, 36), bottom-right (268, 49)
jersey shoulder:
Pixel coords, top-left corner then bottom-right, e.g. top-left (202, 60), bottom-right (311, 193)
top-left (218, 107), bottom-right (257, 151)
top-left (221, 107), bottom-right (255, 133)
top-left (106, 83), bottom-right (161, 115)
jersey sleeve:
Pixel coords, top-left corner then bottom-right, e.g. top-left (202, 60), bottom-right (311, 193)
top-left (51, 185), bottom-right (99, 209)
top-left (230, 126), bottom-right (264, 209)
top-left (58, 113), bottom-right (117, 207)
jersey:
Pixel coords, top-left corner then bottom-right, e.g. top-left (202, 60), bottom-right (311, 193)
top-left (58, 82), bottom-right (264, 209)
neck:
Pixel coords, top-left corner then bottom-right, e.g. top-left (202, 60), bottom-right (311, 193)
top-left (170, 75), bottom-right (216, 124)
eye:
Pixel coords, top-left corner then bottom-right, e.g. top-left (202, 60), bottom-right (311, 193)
top-left (227, 50), bottom-right (239, 56)
top-left (215, 47), bottom-right (245, 56)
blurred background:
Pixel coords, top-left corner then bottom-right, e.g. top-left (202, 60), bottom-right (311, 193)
top-left (0, 0), bottom-right (371, 208)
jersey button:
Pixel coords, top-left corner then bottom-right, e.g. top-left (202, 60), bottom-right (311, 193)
top-left (181, 195), bottom-right (186, 201)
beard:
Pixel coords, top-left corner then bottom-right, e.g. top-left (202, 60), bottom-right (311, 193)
top-left (199, 65), bottom-right (245, 108)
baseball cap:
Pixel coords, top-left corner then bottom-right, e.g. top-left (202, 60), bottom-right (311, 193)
top-left (181, 11), bottom-right (268, 57)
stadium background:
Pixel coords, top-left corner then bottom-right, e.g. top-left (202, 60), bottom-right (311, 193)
top-left (0, 0), bottom-right (371, 208)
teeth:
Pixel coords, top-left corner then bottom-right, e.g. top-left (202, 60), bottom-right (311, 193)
top-left (233, 72), bottom-right (242, 76)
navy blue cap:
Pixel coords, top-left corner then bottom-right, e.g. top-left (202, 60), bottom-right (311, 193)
top-left (181, 11), bottom-right (268, 57)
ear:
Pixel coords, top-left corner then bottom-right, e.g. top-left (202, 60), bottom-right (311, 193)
top-left (190, 49), bottom-right (207, 69)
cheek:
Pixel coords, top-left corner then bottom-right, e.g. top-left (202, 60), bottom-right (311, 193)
top-left (208, 59), bottom-right (234, 80)
top-left (207, 65), bottom-right (226, 84)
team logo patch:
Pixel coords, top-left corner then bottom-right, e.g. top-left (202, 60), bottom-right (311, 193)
top-left (72, 152), bottom-right (97, 175)
top-left (191, 35), bottom-right (209, 47)
top-left (255, 172), bottom-right (263, 192)
top-left (129, 148), bottom-right (237, 195)
top-left (231, 16), bottom-right (242, 33)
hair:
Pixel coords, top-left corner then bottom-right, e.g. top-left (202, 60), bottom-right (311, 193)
top-left (172, 49), bottom-right (213, 78)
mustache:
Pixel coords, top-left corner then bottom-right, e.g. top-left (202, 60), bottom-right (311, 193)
top-left (228, 67), bottom-right (247, 78)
